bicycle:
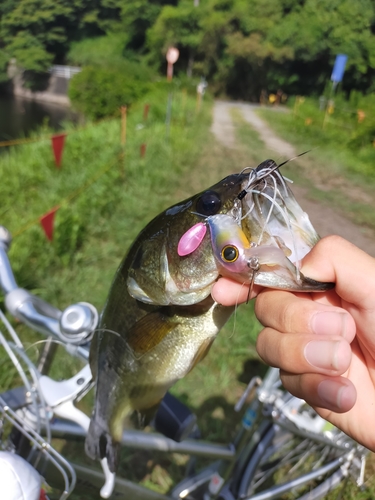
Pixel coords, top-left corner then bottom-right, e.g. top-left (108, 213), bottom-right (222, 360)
top-left (0, 225), bottom-right (368, 500)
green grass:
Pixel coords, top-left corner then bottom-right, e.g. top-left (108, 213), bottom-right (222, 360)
top-left (1, 90), bottom-right (210, 309)
top-left (253, 100), bottom-right (375, 233)
top-left (0, 91), bottom-right (269, 498)
top-left (3, 93), bottom-right (373, 499)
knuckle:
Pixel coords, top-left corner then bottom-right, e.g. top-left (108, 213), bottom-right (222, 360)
top-left (318, 234), bottom-right (346, 253)
top-left (280, 300), bottom-right (298, 332)
top-left (255, 289), bottom-right (288, 326)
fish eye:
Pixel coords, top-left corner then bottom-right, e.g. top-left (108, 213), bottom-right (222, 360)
top-left (196, 190), bottom-right (221, 216)
top-left (221, 245), bottom-right (239, 263)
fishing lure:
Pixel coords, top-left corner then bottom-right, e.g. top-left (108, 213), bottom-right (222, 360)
top-left (178, 213), bottom-right (288, 293)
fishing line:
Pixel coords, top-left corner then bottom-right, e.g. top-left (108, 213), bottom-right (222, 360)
top-left (256, 174), bottom-right (278, 246)
top-left (227, 281), bottom-right (249, 339)
top-left (241, 188), bottom-right (283, 226)
top-left (94, 328), bottom-right (149, 361)
top-left (243, 169), bottom-right (297, 249)
top-left (245, 188), bottom-right (300, 281)
top-left (238, 167), bottom-right (302, 282)
top-left (189, 211), bottom-right (207, 219)
top-left (274, 169), bottom-right (290, 198)
top-left (24, 338), bottom-right (67, 356)
top-left (277, 150), bottom-right (311, 169)
top-left (237, 156), bottom-right (313, 284)
top-left (94, 328), bottom-right (122, 339)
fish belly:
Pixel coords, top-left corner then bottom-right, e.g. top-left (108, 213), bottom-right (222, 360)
top-left (85, 300), bottom-right (233, 472)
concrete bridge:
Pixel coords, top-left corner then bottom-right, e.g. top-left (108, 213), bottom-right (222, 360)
top-left (9, 62), bottom-right (81, 106)
top-left (49, 65), bottom-right (81, 79)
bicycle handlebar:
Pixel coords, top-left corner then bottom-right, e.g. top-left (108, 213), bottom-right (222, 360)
top-left (0, 226), bottom-right (98, 358)
top-left (0, 226), bottom-right (118, 497)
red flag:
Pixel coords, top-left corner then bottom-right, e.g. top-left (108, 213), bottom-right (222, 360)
top-left (40, 207), bottom-right (59, 241)
top-left (51, 133), bottom-right (67, 168)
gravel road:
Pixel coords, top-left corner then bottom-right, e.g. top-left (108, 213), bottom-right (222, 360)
top-left (211, 101), bottom-right (375, 257)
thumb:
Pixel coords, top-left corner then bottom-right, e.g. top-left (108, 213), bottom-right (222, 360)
top-left (301, 235), bottom-right (375, 311)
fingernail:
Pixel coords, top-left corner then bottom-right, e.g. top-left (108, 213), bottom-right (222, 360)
top-left (317, 379), bottom-right (355, 410)
top-left (304, 340), bottom-right (345, 371)
top-left (311, 312), bottom-right (348, 337)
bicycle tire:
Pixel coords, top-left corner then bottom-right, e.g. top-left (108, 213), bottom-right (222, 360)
top-left (235, 424), bottom-right (351, 500)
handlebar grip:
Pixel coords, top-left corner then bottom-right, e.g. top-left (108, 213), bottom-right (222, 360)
top-left (0, 226), bottom-right (95, 357)
top-left (0, 247), bottom-right (18, 294)
top-left (5, 288), bottom-right (62, 338)
top-left (0, 226), bottom-right (12, 251)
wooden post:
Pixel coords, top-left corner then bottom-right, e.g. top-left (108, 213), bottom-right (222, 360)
top-left (121, 106), bottom-right (127, 146)
top-left (143, 104), bottom-right (150, 121)
top-left (167, 62), bottom-right (173, 82)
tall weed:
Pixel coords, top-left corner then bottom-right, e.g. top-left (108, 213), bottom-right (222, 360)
top-left (0, 88), bottom-right (210, 310)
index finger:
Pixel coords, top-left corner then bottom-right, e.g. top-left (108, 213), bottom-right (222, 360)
top-left (211, 279), bottom-right (261, 305)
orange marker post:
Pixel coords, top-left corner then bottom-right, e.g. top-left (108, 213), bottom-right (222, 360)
top-left (121, 106), bottom-right (127, 146)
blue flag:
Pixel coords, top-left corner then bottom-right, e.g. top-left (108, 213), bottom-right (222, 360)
top-left (331, 54), bottom-right (348, 83)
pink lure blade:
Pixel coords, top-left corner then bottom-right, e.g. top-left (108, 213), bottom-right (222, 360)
top-left (178, 223), bottom-right (207, 256)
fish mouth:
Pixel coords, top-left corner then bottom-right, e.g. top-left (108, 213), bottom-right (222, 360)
top-left (248, 254), bottom-right (334, 292)
top-left (237, 159), bottom-right (333, 292)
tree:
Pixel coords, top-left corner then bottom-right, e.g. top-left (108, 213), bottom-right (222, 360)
top-left (268, 0), bottom-right (375, 93)
top-left (2, 0), bottom-right (375, 99)
top-left (147, 0), bottom-right (203, 76)
top-left (197, 0), bottom-right (296, 98)
top-left (0, 0), bottom-right (103, 75)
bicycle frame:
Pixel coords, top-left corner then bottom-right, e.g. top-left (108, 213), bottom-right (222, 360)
top-left (0, 225), bottom-right (368, 500)
top-left (39, 368), bottom-right (364, 500)
top-left (0, 319), bottom-right (367, 500)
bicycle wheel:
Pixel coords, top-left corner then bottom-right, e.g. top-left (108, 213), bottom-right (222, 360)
top-left (236, 424), bottom-right (354, 500)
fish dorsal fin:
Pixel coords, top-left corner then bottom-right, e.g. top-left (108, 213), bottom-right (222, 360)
top-left (126, 311), bottom-right (178, 356)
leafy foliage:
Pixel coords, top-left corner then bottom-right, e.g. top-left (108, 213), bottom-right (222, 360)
top-left (0, 0), bottom-right (103, 77)
top-left (144, 0), bottom-right (375, 99)
top-left (68, 64), bottom-right (151, 118)
top-left (1, 0), bottom-right (375, 99)
top-left (68, 33), bottom-right (129, 68)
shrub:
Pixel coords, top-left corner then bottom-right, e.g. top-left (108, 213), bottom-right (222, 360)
top-left (69, 65), bottom-right (151, 119)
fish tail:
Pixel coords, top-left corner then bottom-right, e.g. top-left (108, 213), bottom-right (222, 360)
top-left (85, 414), bottom-right (120, 473)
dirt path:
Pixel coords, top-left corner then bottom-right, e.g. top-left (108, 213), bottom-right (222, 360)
top-left (211, 101), bottom-right (375, 257)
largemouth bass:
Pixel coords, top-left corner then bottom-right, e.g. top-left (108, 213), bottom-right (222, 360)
top-left (86, 160), bottom-right (332, 472)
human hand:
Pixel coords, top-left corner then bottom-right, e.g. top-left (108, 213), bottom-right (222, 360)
top-left (212, 236), bottom-right (375, 451)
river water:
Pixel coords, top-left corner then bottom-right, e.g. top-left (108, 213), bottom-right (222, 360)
top-left (0, 94), bottom-right (78, 142)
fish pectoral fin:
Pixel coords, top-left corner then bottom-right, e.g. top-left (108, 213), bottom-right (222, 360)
top-left (127, 311), bottom-right (178, 356)
top-left (187, 336), bottom-right (216, 374)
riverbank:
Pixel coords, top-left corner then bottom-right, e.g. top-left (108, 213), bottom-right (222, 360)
top-left (12, 80), bottom-right (70, 106)
top-left (0, 94), bottom-right (78, 141)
